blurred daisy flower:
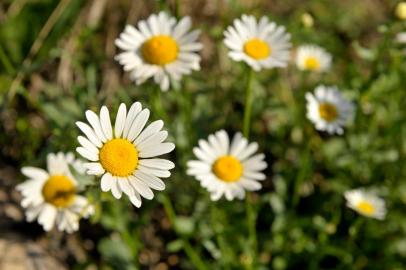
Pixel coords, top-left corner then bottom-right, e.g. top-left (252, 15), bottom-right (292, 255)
top-left (76, 102), bottom-right (175, 207)
top-left (187, 130), bottom-right (267, 201)
top-left (16, 152), bottom-right (94, 233)
top-left (223, 14), bottom-right (291, 71)
top-left (115, 12), bottom-right (202, 91)
top-left (344, 189), bottom-right (386, 220)
top-left (396, 32), bottom-right (406, 43)
top-left (396, 32), bottom-right (406, 55)
top-left (296, 45), bottom-right (332, 72)
top-left (305, 85), bottom-right (355, 135)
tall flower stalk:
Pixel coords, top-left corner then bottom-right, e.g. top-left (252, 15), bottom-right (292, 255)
top-left (242, 67), bottom-right (258, 269)
top-left (243, 68), bottom-right (255, 138)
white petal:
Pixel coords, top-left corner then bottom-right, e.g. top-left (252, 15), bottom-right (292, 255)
top-left (114, 103), bottom-right (127, 138)
top-left (138, 165), bottom-right (171, 178)
top-left (172, 16), bottom-right (191, 40)
top-left (126, 109), bottom-right (150, 142)
top-left (193, 147), bottom-right (213, 163)
top-left (159, 74), bottom-right (170, 91)
top-left (139, 142), bottom-right (175, 158)
top-left (78, 136), bottom-right (99, 155)
top-left (76, 121), bottom-right (102, 147)
top-left (123, 102), bottom-right (142, 138)
top-left (46, 153), bottom-right (57, 174)
top-left (239, 179), bottom-right (262, 191)
top-left (85, 110), bottom-right (107, 142)
top-left (101, 173), bottom-right (114, 192)
top-left (230, 135), bottom-right (248, 157)
top-left (25, 204), bottom-right (44, 222)
top-left (197, 140), bottom-right (217, 161)
top-left (134, 170), bottom-right (165, 191)
top-left (83, 162), bottom-right (104, 175)
top-left (110, 177), bottom-right (122, 199)
top-left (138, 159), bottom-right (175, 170)
top-left (117, 178), bottom-right (135, 197)
top-left (133, 120), bottom-right (164, 146)
top-left (38, 204), bottom-right (57, 231)
top-left (147, 14), bottom-right (160, 36)
top-left (128, 175), bottom-right (154, 200)
top-left (180, 42), bottom-right (203, 52)
top-left (76, 147), bottom-right (98, 162)
top-left (129, 192), bottom-right (142, 208)
top-left (21, 167), bottom-right (48, 180)
top-left (237, 142), bottom-right (258, 161)
top-left (136, 131), bottom-right (168, 152)
top-left (243, 171), bottom-right (266, 181)
top-left (138, 20), bottom-right (152, 38)
top-left (100, 106), bottom-right (113, 140)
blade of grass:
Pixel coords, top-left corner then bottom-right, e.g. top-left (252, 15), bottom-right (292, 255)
top-left (0, 44), bottom-right (15, 75)
top-left (7, 0), bottom-right (72, 103)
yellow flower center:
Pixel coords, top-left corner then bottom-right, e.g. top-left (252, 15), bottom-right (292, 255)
top-left (42, 175), bottom-right (76, 208)
top-left (318, 103), bottom-right (338, 122)
top-left (304, 57), bottom-right (321, 70)
top-left (212, 155), bottom-right (243, 182)
top-left (356, 201), bottom-right (376, 216)
top-left (243, 39), bottom-right (271, 60)
top-left (99, 139), bottom-right (139, 177)
top-left (141, 35), bottom-right (178, 65)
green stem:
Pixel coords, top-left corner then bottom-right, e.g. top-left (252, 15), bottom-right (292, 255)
top-left (159, 194), bottom-right (208, 270)
top-left (160, 193), bottom-right (176, 224)
top-left (174, 0), bottom-right (181, 18)
top-left (292, 146), bottom-right (311, 206)
top-left (242, 67), bottom-right (257, 269)
top-left (210, 204), bottom-right (233, 269)
top-left (243, 68), bottom-right (254, 138)
top-left (182, 240), bottom-right (208, 270)
top-left (152, 86), bottom-right (169, 122)
top-left (179, 80), bottom-right (193, 149)
top-left (245, 193), bottom-right (258, 269)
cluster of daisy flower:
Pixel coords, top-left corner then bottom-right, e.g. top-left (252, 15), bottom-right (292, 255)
top-left (17, 12), bottom-right (388, 234)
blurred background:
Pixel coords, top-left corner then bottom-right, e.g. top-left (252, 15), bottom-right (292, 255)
top-left (0, 0), bottom-right (405, 269)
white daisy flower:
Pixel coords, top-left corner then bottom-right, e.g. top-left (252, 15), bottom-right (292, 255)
top-left (187, 130), bottom-right (267, 201)
top-left (305, 85), bottom-right (355, 135)
top-left (16, 152), bottom-right (94, 233)
top-left (296, 44), bottom-right (332, 72)
top-left (223, 14), bottom-right (291, 71)
top-left (76, 101), bottom-right (175, 207)
top-left (344, 188), bottom-right (386, 220)
top-left (115, 12), bottom-right (202, 91)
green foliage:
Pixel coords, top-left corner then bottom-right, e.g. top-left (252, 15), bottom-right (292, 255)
top-left (1, 0), bottom-right (406, 269)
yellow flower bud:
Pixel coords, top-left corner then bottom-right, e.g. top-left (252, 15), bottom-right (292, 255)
top-left (396, 2), bottom-right (406, 20)
top-left (301, 13), bottom-right (314, 28)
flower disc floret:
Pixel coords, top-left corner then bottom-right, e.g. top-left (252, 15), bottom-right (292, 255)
top-left (212, 155), bottom-right (243, 182)
top-left (42, 175), bottom-right (76, 208)
top-left (141, 35), bottom-right (179, 65)
top-left (99, 139), bottom-right (139, 177)
top-left (243, 39), bottom-right (271, 60)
